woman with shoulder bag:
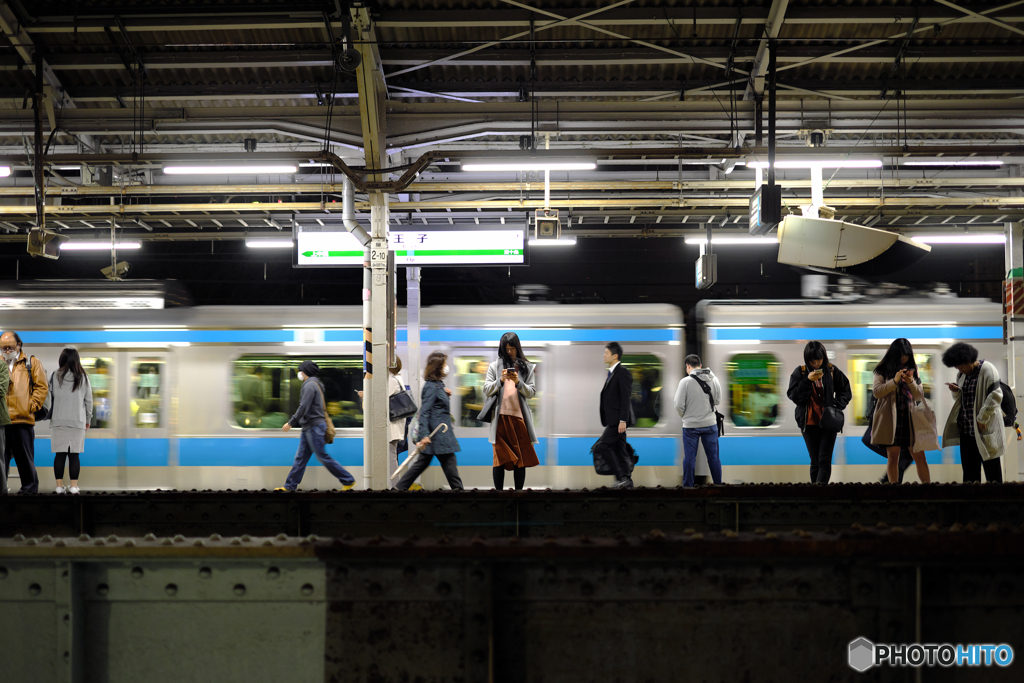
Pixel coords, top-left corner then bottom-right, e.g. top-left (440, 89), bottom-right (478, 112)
top-left (50, 348), bottom-right (93, 494)
top-left (872, 338), bottom-right (932, 484)
top-left (482, 332), bottom-right (539, 490)
top-left (395, 352), bottom-right (464, 491)
top-left (786, 341), bottom-right (852, 484)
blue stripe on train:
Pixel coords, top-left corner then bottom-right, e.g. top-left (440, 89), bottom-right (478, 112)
top-left (710, 325), bottom-right (1001, 343)
top-left (17, 435), bottom-right (963, 468)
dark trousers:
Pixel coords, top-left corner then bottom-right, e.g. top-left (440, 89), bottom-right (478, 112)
top-left (960, 435), bottom-right (1003, 483)
top-left (0, 426), bottom-right (6, 494)
top-left (4, 423), bottom-right (37, 494)
top-left (682, 425), bottom-right (722, 487)
top-left (54, 450), bottom-right (81, 480)
top-left (801, 425), bottom-right (837, 484)
top-left (493, 466), bottom-right (526, 490)
top-left (284, 422), bottom-right (355, 490)
top-left (396, 452), bottom-right (464, 490)
top-left (594, 424), bottom-right (630, 483)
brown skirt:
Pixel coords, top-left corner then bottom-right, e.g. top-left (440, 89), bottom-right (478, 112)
top-left (493, 414), bottom-right (539, 470)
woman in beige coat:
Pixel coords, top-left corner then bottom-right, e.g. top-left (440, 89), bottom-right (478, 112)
top-left (871, 338), bottom-right (932, 484)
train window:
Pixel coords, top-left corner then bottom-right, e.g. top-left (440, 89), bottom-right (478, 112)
top-left (726, 353), bottom-right (782, 427)
top-left (622, 354), bottom-right (662, 428)
top-left (82, 357), bottom-right (114, 429)
top-left (849, 353), bottom-right (934, 426)
top-left (456, 355), bottom-right (542, 428)
top-left (231, 355), bottom-right (363, 429)
top-left (131, 359), bottom-right (164, 428)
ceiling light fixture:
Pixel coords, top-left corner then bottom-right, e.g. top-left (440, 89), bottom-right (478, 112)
top-left (685, 237), bottom-right (779, 245)
top-left (62, 241), bottom-right (142, 251)
top-left (245, 238), bottom-right (294, 249)
top-left (903, 160), bottom-right (1004, 167)
top-left (0, 166), bottom-right (10, 177)
top-left (528, 237), bottom-right (577, 246)
top-left (911, 234), bottom-right (1005, 245)
top-left (745, 160), bottom-right (882, 169)
top-left (462, 161), bottom-right (596, 172)
top-left (163, 165), bottom-right (298, 175)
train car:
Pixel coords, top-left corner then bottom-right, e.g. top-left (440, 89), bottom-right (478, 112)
top-left (697, 297), bottom-right (1013, 484)
top-left (5, 303), bottom-right (684, 492)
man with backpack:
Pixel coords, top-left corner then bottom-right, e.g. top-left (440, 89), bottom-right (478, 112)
top-left (674, 354), bottom-right (724, 487)
top-left (1, 331), bottom-right (48, 494)
top-left (941, 342), bottom-right (1009, 483)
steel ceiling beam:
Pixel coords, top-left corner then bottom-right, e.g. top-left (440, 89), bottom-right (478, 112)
top-left (933, 0), bottom-right (1024, 37)
top-left (745, 0), bottom-right (789, 101)
top-left (0, 0), bottom-right (74, 109)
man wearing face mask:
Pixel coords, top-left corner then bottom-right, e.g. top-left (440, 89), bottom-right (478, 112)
top-left (1, 331), bottom-right (47, 494)
top-left (276, 360), bottom-right (356, 492)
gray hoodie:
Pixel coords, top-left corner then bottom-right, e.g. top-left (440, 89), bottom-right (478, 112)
top-left (674, 368), bottom-right (722, 429)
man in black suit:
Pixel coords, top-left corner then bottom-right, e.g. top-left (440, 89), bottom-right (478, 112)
top-left (596, 341), bottom-right (634, 489)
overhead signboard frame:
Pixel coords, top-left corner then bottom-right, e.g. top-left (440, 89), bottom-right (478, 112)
top-left (293, 219), bottom-right (529, 268)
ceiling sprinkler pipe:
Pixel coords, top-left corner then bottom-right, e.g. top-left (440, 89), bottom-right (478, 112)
top-left (342, 176), bottom-right (371, 246)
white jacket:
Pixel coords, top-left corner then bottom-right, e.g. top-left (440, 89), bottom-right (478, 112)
top-left (388, 373), bottom-right (406, 443)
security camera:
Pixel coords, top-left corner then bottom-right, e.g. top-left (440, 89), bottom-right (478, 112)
top-left (798, 127), bottom-right (834, 148)
top-left (101, 261), bottom-right (131, 281)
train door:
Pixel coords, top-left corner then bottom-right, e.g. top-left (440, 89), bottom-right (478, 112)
top-left (124, 352), bottom-right (173, 488)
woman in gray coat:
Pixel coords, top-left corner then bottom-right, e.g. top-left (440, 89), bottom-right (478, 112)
top-left (484, 332), bottom-right (539, 490)
top-left (395, 351), bottom-right (464, 490)
top-left (49, 348), bottom-right (93, 494)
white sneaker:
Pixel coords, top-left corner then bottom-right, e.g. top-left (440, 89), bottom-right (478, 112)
top-left (68, 487), bottom-right (80, 495)
top-left (54, 486), bottom-right (65, 494)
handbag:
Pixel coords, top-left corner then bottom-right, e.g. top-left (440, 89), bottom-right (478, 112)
top-left (312, 382), bottom-right (336, 444)
top-left (861, 425), bottom-right (888, 458)
top-left (26, 357), bottom-right (52, 422)
top-left (820, 406), bottom-right (845, 432)
top-left (478, 393), bottom-right (498, 423)
top-left (389, 390), bottom-right (418, 421)
top-left (910, 397), bottom-right (940, 452)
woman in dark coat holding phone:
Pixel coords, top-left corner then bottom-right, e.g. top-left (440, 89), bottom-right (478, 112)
top-left (787, 341), bottom-right (852, 484)
top-left (395, 351), bottom-right (464, 491)
top-left (483, 332), bottom-right (539, 490)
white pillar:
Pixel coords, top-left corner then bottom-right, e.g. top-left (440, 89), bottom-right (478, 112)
top-left (1004, 221), bottom-right (1023, 481)
top-left (406, 267), bottom-right (422, 401)
top-left (366, 191), bottom-right (391, 489)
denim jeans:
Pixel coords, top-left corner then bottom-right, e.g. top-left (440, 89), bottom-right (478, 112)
top-left (284, 421), bottom-right (355, 490)
top-left (682, 425), bottom-right (721, 487)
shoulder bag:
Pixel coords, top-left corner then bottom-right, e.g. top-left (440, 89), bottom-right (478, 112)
top-left (802, 364), bottom-right (845, 433)
top-left (312, 382), bottom-right (336, 444)
top-left (691, 376), bottom-right (725, 437)
top-left (389, 390), bottom-right (418, 421)
top-left (26, 356), bottom-right (52, 422)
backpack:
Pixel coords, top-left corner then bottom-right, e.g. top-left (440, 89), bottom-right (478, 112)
top-left (24, 356), bottom-right (52, 422)
top-left (998, 380), bottom-right (1017, 427)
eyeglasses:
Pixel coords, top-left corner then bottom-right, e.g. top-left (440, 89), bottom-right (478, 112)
top-left (0, 346), bottom-right (16, 353)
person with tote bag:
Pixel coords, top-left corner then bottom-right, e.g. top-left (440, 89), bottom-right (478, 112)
top-left (871, 338), bottom-right (933, 484)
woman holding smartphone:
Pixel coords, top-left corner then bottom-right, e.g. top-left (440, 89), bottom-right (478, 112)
top-left (483, 332), bottom-right (539, 490)
top-left (787, 341), bottom-right (852, 484)
top-left (871, 338), bottom-right (932, 484)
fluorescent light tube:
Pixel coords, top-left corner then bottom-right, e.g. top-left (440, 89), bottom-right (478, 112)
top-left (462, 162), bottom-right (596, 172)
top-left (163, 165), bottom-right (298, 175)
top-left (745, 160), bottom-right (882, 169)
top-left (685, 237), bottom-right (779, 245)
top-left (0, 166), bottom-right (10, 177)
top-left (62, 241), bottom-right (141, 251)
top-left (528, 237), bottom-right (577, 246)
top-left (903, 160), bottom-right (1003, 166)
top-left (911, 234), bottom-right (1005, 245)
top-left (246, 239), bottom-right (294, 249)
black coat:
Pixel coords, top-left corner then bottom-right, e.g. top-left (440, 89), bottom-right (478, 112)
top-left (786, 363), bottom-right (852, 432)
top-left (415, 380), bottom-right (460, 454)
top-left (600, 364), bottom-right (635, 428)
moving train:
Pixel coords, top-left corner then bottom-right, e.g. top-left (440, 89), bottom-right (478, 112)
top-left (2, 292), bottom-right (1013, 492)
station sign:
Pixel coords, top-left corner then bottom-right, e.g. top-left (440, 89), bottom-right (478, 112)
top-left (293, 223), bottom-right (527, 268)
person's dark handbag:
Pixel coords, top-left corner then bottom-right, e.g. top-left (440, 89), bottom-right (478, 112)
top-left (861, 425), bottom-right (887, 458)
top-left (389, 390), bottom-right (418, 421)
top-left (590, 439), bottom-right (639, 476)
top-left (692, 376), bottom-right (725, 437)
top-left (820, 406), bottom-right (845, 432)
top-left (478, 393), bottom-right (498, 423)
